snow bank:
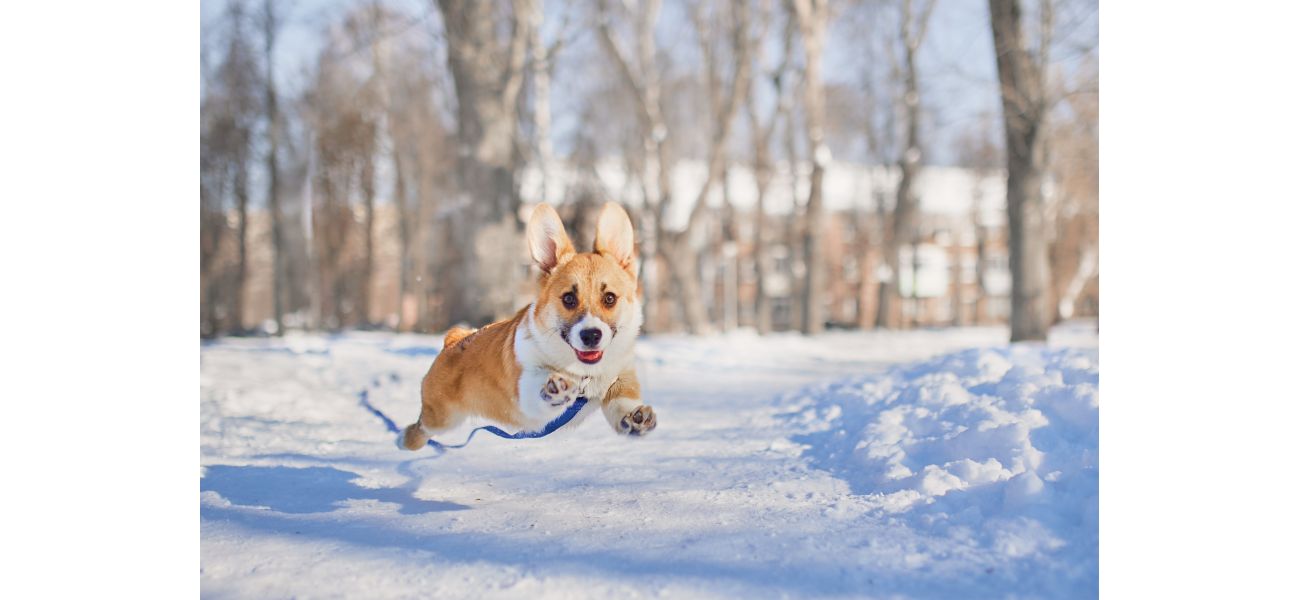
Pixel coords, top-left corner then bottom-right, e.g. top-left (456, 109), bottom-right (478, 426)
top-left (782, 345), bottom-right (1099, 589)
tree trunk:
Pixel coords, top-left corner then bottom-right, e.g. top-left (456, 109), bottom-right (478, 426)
top-left (894, 164), bottom-right (918, 330)
top-left (800, 164), bottom-right (826, 334)
top-left (752, 168), bottom-right (773, 334)
top-left (436, 0), bottom-right (534, 326)
top-left (874, 184), bottom-right (895, 329)
top-left (989, 0), bottom-right (1051, 341)
top-left (412, 145), bottom-right (436, 332)
top-left (262, 0), bottom-right (284, 336)
top-left (910, 240), bottom-right (921, 327)
top-left (367, 5), bottom-right (419, 332)
top-left (360, 156), bottom-right (376, 328)
top-left (950, 242), bottom-right (963, 326)
top-left (974, 224), bottom-right (988, 324)
top-left (882, 159), bottom-right (921, 331)
top-left (637, 207), bottom-right (661, 333)
top-left (199, 202), bottom-right (226, 338)
top-left (784, 111), bottom-right (803, 332)
top-left (233, 164), bottom-right (249, 334)
top-left (878, 0), bottom-right (935, 331)
top-left (901, 22), bottom-right (925, 329)
top-left (394, 149), bottom-right (414, 331)
top-left (852, 211), bottom-right (870, 328)
top-left (790, 0), bottom-right (828, 336)
top-left (529, 0), bottom-right (555, 204)
top-left (718, 169), bottom-right (739, 331)
top-left (662, 236), bottom-right (711, 334)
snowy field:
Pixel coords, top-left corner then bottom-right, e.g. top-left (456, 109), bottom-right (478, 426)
top-left (200, 322), bottom-right (1098, 599)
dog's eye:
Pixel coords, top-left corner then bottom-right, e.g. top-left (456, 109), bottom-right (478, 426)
top-left (603, 292), bottom-right (617, 308)
top-left (561, 292), bottom-right (578, 309)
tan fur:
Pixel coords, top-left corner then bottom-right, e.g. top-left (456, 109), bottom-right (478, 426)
top-left (604, 368), bottom-right (641, 402)
top-left (402, 310), bottom-right (531, 450)
top-left (531, 253), bottom-right (638, 331)
top-left (402, 202), bottom-right (651, 450)
top-left (443, 326), bottom-right (475, 348)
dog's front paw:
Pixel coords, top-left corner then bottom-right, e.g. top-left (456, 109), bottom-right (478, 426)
top-left (541, 372), bottom-right (589, 408)
top-left (618, 405), bottom-right (657, 436)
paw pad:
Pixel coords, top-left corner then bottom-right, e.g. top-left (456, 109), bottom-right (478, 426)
top-left (620, 405), bottom-right (657, 436)
top-left (541, 373), bottom-right (588, 407)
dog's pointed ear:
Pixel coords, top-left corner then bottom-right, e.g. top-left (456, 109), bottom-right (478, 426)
top-left (594, 202), bottom-right (637, 275)
top-left (527, 203), bottom-right (575, 274)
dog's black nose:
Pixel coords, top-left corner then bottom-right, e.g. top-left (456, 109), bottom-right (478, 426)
top-left (579, 328), bottom-right (602, 348)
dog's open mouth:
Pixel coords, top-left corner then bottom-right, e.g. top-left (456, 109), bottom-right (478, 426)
top-left (574, 348), bottom-right (603, 364)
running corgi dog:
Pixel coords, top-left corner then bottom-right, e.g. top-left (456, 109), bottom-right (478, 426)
top-left (400, 202), bottom-right (655, 450)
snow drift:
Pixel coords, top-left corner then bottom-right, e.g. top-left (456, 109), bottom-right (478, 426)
top-left (782, 345), bottom-right (1099, 593)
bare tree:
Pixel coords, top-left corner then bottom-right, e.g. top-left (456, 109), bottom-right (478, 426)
top-left (681, 0), bottom-right (753, 333)
top-left (788, 0), bottom-right (829, 335)
top-left (956, 114), bottom-right (1001, 325)
top-left (782, 86), bottom-right (805, 330)
top-left (201, 1), bottom-right (261, 336)
top-left (988, 0), bottom-right (1052, 340)
top-left (596, 0), bottom-right (753, 334)
top-left (897, 0), bottom-right (936, 329)
top-left (230, 5), bottom-right (258, 335)
top-left (358, 135), bottom-right (377, 327)
top-left (364, 2), bottom-right (409, 329)
top-left (525, 0), bottom-right (576, 206)
top-left (865, 29), bottom-right (901, 329)
top-left (233, 164), bottom-right (250, 331)
top-left (302, 19), bottom-right (379, 330)
top-left (434, 0), bottom-right (536, 326)
top-left (593, 0), bottom-right (670, 330)
top-left (405, 73), bottom-right (454, 332)
top-left (346, 10), bottom-right (385, 328)
top-left (744, 0), bottom-right (797, 334)
top-left (1047, 53), bottom-right (1098, 322)
top-left (858, 0), bottom-right (936, 330)
top-left (367, 5), bottom-right (449, 332)
top-left (260, 0), bottom-right (285, 336)
top-left (949, 236), bottom-right (963, 326)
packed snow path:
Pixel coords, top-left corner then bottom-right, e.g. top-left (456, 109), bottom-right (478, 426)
top-left (201, 324), bottom-right (1098, 598)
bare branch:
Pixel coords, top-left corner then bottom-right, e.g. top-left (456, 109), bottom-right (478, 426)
top-left (595, 0), bottom-right (653, 131)
top-left (500, 0), bottom-right (536, 114)
top-left (684, 0), bottom-right (754, 234)
top-left (911, 0), bottom-right (939, 50)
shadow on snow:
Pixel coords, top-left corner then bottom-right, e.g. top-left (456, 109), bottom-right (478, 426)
top-left (200, 465), bottom-right (468, 515)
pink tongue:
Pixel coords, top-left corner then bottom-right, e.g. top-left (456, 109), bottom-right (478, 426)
top-left (577, 350), bottom-right (602, 360)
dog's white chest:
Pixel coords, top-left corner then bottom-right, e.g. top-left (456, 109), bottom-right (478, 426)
top-left (512, 303), bottom-right (632, 430)
top-left (515, 367), bottom-right (613, 428)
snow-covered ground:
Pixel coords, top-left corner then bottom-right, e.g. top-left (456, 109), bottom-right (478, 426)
top-left (201, 322), bottom-right (1098, 599)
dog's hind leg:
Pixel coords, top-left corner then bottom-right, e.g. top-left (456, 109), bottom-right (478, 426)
top-left (400, 403), bottom-right (462, 450)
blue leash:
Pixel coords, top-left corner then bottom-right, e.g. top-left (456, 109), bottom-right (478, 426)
top-left (358, 388), bottom-right (588, 451)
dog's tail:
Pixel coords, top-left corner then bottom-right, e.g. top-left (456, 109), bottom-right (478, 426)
top-left (400, 422), bottom-right (429, 451)
top-left (443, 326), bottom-right (475, 349)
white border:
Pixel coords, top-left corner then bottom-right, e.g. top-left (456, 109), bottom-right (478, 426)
top-left (2, 1), bottom-right (197, 596)
top-left (1104, 2), bottom-right (1300, 596)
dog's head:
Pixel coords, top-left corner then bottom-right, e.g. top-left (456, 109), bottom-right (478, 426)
top-left (525, 202), bottom-right (643, 375)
